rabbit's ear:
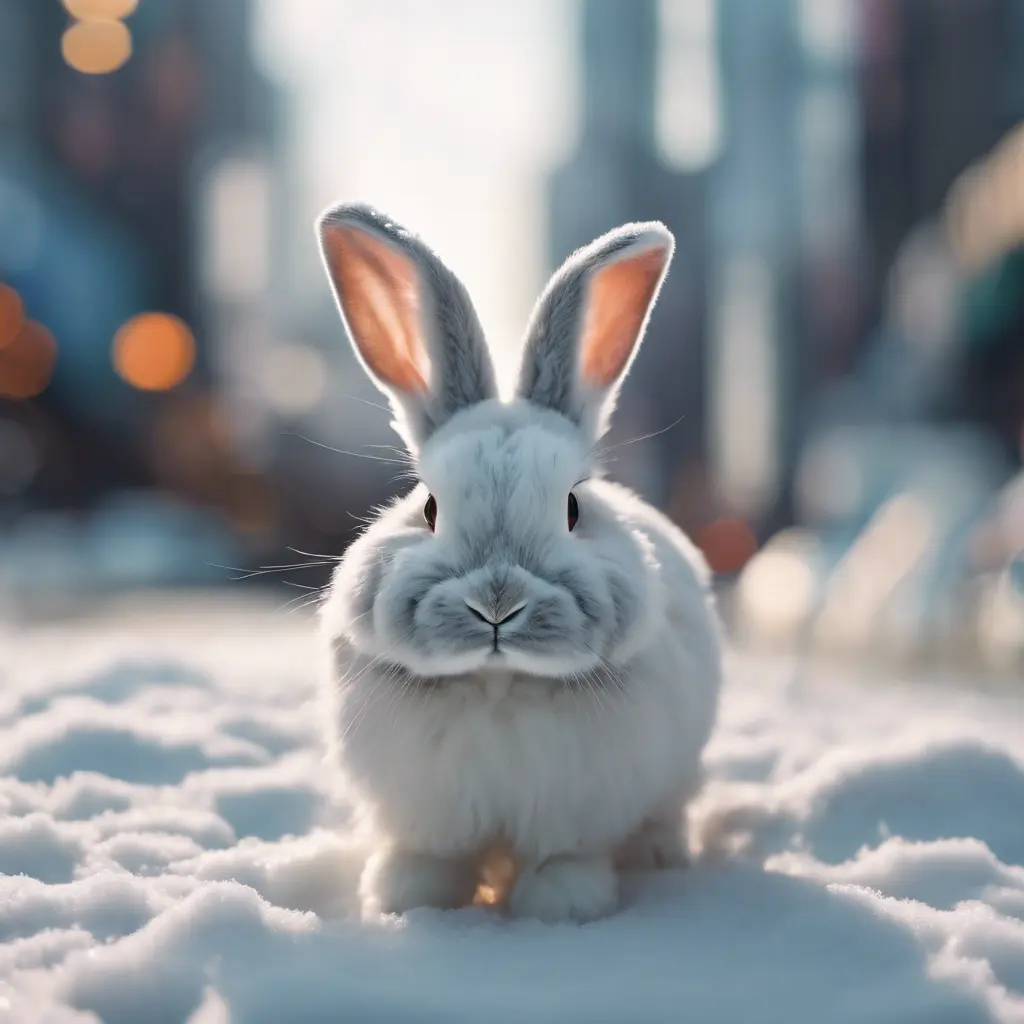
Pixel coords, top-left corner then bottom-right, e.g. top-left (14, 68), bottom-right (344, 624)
top-left (318, 203), bottom-right (497, 449)
top-left (516, 222), bottom-right (674, 439)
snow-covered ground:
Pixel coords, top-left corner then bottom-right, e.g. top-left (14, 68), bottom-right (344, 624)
top-left (2, 594), bottom-right (1024, 1023)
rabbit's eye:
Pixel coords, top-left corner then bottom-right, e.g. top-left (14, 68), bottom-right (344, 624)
top-left (567, 492), bottom-right (579, 532)
top-left (424, 494), bottom-right (437, 531)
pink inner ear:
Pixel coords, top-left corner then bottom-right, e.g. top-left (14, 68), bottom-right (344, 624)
top-left (321, 223), bottom-right (429, 394)
top-left (579, 246), bottom-right (668, 389)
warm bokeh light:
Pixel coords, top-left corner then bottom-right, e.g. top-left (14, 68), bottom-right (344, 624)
top-left (0, 320), bottom-right (58, 399)
top-left (61, 19), bottom-right (132, 75)
top-left (113, 313), bottom-right (195, 391)
top-left (0, 284), bottom-right (25, 350)
top-left (224, 472), bottom-right (279, 535)
top-left (62, 0), bottom-right (139, 20)
top-left (698, 516), bottom-right (759, 573)
top-left (473, 847), bottom-right (517, 908)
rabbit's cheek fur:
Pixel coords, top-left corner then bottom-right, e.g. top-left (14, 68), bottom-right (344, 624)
top-left (328, 449), bottom-right (664, 681)
top-left (333, 647), bottom-right (706, 863)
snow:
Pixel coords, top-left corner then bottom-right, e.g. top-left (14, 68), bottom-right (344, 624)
top-left (2, 595), bottom-right (1024, 1023)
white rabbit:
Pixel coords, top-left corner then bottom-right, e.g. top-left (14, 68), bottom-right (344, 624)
top-left (316, 204), bottom-right (722, 923)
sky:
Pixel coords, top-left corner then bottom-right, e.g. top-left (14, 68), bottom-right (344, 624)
top-left (253, 0), bottom-right (577, 371)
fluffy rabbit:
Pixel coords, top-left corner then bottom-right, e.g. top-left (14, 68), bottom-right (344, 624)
top-left (317, 204), bottom-right (722, 923)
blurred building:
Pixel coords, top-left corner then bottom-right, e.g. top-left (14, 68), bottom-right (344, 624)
top-left (549, 0), bottom-right (710, 524)
top-left (3, 0), bottom-right (1021, 609)
top-left (731, 0), bottom-right (1024, 669)
top-left (841, 0), bottom-right (1024, 465)
top-left (860, 0), bottom-right (1024, 333)
top-left (0, 0), bottom-right (283, 543)
top-left (548, 0), bottom-right (865, 552)
top-left (707, 0), bottom-right (805, 536)
top-left (672, 0), bottom-right (861, 546)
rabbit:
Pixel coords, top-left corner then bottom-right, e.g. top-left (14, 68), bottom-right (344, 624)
top-left (316, 203), bottom-right (723, 923)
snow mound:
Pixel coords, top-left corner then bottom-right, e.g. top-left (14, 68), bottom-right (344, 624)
top-left (3, 604), bottom-right (1024, 1022)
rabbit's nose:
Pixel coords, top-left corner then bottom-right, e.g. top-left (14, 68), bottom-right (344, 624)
top-left (464, 598), bottom-right (527, 627)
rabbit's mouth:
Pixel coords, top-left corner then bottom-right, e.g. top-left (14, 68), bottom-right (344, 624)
top-left (352, 616), bottom-right (608, 689)
top-left (372, 649), bottom-right (612, 699)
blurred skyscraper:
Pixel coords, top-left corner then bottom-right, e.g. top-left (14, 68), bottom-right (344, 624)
top-left (548, 0), bottom-right (710, 523)
top-left (549, 0), bottom-right (864, 546)
top-left (0, 0), bottom-right (282, 527)
top-left (860, 0), bottom-right (1024, 331)
top-left (854, 0), bottom-right (1024, 462)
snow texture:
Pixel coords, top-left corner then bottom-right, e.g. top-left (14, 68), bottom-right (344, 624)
top-left (2, 597), bottom-right (1024, 1023)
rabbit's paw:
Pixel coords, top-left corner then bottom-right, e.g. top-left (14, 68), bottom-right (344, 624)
top-left (360, 847), bottom-right (477, 916)
top-left (508, 853), bottom-right (617, 923)
top-left (614, 816), bottom-right (690, 871)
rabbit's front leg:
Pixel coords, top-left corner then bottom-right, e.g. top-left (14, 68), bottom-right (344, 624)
top-left (360, 846), bottom-right (478, 916)
top-left (614, 810), bottom-right (690, 871)
top-left (508, 852), bottom-right (618, 923)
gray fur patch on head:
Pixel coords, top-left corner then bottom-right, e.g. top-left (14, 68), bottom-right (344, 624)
top-left (318, 203), bottom-right (497, 445)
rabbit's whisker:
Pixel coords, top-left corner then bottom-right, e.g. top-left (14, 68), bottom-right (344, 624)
top-left (286, 431), bottom-right (413, 466)
top-left (590, 412), bottom-right (686, 460)
top-left (207, 560), bottom-right (334, 581)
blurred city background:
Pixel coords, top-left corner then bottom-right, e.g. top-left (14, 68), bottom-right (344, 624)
top-left (1, 0), bottom-right (1022, 673)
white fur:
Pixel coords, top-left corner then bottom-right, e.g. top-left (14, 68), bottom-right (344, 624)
top-left (319, 404), bottom-right (722, 921)
top-left (316, 207), bottom-right (722, 922)
top-left (508, 854), bottom-right (618, 924)
top-left (359, 847), bottom-right (478, 917)
top-left (614, 814), bottom-right (691, 871)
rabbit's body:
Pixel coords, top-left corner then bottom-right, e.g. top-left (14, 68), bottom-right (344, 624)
top-left (315, 205), bottom-right (722, 922)
top-left (324, 473), bottom-right (719, 865)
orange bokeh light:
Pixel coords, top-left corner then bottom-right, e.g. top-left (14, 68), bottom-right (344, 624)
top-left (698, 516), bottom-right (760, 574)
top-left (113, 313), bottom-right (196, 391)
top-left (0, 320), bottom-right (58, 399)
top-left (62, 0), bottom-right (138, 19)
top-left (0, 284), bottom-right (25, 350)
top-left (62, 19), bottom-right (132, 75)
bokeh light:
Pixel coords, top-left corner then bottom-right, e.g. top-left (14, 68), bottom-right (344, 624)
top-left (61, 20), bottom-right (132, 76)
top-left (0, 285), bottom-right (25, 350)
top-left (813, 493), bottom-right (934, 651)
top-left (735, 529), bottom-right (823, 645)
top-left (976, 564), bottom-right (1024, 671)
top-left (948, 123), bottom-right (1024, 272)
top-left (62, 0), bottom-right (138, 20)
top-left (258, 343), bottom-right (327, 416)
top-left (698, 516), bottom-right (759, 573)
top-left (0, 321), bottom-right (58, 399)
top-left (113, 313), bottom-right (195, 391)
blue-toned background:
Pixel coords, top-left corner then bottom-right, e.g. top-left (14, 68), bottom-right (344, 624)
top-left (1, 0), bottom-right (1022, 671)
